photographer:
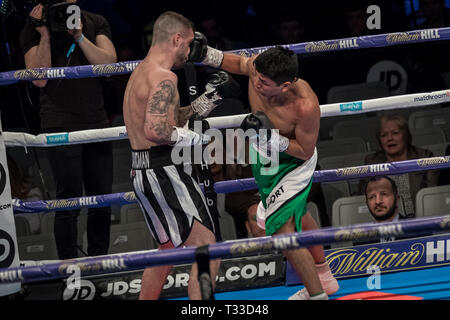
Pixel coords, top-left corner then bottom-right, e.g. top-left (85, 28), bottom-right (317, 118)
top-left (19, 0), bottom-right (117, 259)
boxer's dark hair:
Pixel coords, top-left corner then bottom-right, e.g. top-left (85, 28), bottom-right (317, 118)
top-left (254, 46), bottom-right (298, 85)
top-left (152, 11), bottom-right (194, 45)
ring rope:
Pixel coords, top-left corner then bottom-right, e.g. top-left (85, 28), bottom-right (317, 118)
top-left (0, 27), bottom-right (448, 85)
top-left (1, 214), bottom-right (449, 284)
top-left (4, 88), bottom-right (450, 147)
top-left (12, 156), bottom-right (450, 213)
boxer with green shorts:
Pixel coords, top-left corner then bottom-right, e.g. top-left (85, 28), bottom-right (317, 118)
top-left (250, 144), bottom-right (317, 236)
top-left (221, 45), bottom-right (339, 300)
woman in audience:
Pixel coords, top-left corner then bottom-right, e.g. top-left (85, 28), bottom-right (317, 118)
top-left (359, 113), bottom-right (439, 218)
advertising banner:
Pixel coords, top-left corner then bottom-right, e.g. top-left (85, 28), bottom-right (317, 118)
top-left (286, 233), bottom-right (450, 285)
top-left (22, 253), bottom-right (285, 300)
top-left (0, 119), bottom-right (21, 296)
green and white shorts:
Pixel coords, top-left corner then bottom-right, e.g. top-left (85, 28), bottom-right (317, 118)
top-left (255, 149), bottom-right (317, 236)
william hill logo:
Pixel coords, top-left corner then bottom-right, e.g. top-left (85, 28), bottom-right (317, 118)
top-left (417, 157), bottom-right (449, 167)
top-left (14, 69), bottom-right (46, 80)
top-left (385, 29), bottom-right (440, 44)
top-left (326, 244), bottom-right (424, 276)
top-left (336, 164), bottom-right (391, 176)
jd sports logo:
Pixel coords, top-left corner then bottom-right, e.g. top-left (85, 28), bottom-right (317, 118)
top-left (63, 279), bottom-right (96, 300)
top-left (0, 164), bottom-right (6, 196)
top-left (0, 229), bottom-right (15, 268)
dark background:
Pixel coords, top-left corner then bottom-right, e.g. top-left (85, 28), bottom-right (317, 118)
top-left (1, 0), bottom-right (450, 134)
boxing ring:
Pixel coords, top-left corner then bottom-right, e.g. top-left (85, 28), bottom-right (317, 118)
top-left (1, 27), bottom-right (450, 301)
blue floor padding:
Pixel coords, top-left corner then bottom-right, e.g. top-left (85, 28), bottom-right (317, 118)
top-left (171, 265), bottom-right (450, 300)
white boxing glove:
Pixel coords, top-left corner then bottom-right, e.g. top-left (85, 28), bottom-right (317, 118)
top-left (170, 126), bottom-right (210, 147)
top-left (252, 130), bottom-right (290, 156)
top-left (190, 86), bottom-right (222, 118)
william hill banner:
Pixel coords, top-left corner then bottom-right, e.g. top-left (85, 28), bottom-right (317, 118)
top-left (286, 233), bottom-right (450, 285)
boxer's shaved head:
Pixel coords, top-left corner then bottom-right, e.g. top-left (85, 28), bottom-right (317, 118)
top-left (152, 11), bottom-right (194, 45)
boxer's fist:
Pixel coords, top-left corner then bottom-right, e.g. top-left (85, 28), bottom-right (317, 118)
top-left (206, 71), bottom-right (241, 100)
top-left (240, 111), bottom-right (289, 154)
top-left (170, 126), bottom-right (211, 147)
top-left (188, 31), bottom-right (224, 68)
top-left (240, 111), bottom-right (274, 135)
top-left (189, 32), bottom-right (208, 62)
top-left (187, 116), bottom-right (210, 133)
top-left (191, 71), bottom-right (241, 118)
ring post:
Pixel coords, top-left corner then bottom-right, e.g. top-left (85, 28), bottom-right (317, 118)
top-left (0, 116), bottom-right (21, 297)
top-left (195, 245), bottom-right (215, 300)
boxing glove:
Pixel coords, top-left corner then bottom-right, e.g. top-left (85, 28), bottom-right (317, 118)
top-left (188, 31), bottom-right (224, 68)
top-left (170, 125), bottom-right (210, 147)
top-left (240, 111), bottom-right (290, 154)
top-left (205, 71), bottom-right (241, 100)
top-left (191, 71), bottom-right (241, 117)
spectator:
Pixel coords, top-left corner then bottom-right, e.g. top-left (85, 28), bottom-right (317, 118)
top-left (404, 48), bottom-right (447, 94)
top-left (356, 176), bottom-right (407, 245)
top-left (358, 175), bottom-right (431, 245)
top-left (359, 113), bottom-right (439, 218)
top-left (208, 135), bottom-right (260, 239)
top-left (340, 1), bottom-right (387, 37)
top-left (404, 0), bottom-right (450, 93)
top-left (343, 2), bottom-right (369, 37)
top-left (414, 0), bottom-right (450, 77)
top-left (194, 12), bottom-right (249, 118)
top-left (197, 14), bottom-right (237, 51)
top-left (238, 1), bottom-right (272, 47)
top-left (20, 1), bottom-right (117, 259)
top-left (309, 164), bottom-right (329, 227)
top-left (7, 155), bottom-right (43, 234)
top-left (418, 0), bottom-right (450, 28)
top-left (365, 175), bottom-right (403, 225)
top-left (224, 164), bottom-right (262, 239)
top-left (245, 200), bottom-right (266, 238)
top-left (274, 15), bottom-right (306, 45)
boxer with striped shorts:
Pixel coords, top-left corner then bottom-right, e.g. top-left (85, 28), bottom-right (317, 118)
top-left (123, 11), bottom-right (239, 300)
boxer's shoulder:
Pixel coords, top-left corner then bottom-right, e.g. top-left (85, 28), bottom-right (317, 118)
top-left (146, 68), bottom-right (178, 94)
top-left (291, 82), bottom-right (319, 113)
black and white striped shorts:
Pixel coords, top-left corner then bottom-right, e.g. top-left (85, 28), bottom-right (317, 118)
top-left (130, 146), bottom-right (216, 247)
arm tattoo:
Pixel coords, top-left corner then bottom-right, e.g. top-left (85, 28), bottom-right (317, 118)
top-left (147, 80), bottom-right (176, 114)
top-left (146, 79), bottom-right (179, 142)
top-left (177, 106), bottom-right (194, 127)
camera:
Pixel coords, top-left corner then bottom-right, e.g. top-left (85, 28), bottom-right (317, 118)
top-left (13, 0), bottom-right (76, 32)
